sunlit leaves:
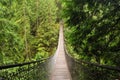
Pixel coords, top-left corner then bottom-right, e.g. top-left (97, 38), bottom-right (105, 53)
top-left (0, 0), bottom-right (58, 64)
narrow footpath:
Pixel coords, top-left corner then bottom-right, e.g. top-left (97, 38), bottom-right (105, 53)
top-left (50, 24), bottom-right (72, 80)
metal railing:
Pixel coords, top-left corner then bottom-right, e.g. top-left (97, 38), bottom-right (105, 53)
top-left (0, 58), bottom-right (51, 80)
top-left (1, 46), bottom-right (120, 80)
top-left (64, 48), bottom-right (120, 80)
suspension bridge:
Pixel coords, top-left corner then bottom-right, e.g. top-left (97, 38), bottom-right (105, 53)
top-left (0, 23), bottom-right (120, 80)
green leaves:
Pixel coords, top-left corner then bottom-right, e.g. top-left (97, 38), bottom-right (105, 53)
top-left (0, 0), bottom-right (58, 64)
top-left (63, 0), bottom-right (120, 65)
top-left (0, 18), bottom-right (24, 64)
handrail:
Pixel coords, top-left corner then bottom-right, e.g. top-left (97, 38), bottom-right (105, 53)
top-left (0, 56), bottom-right (55, 80)
top-left (64, 44), bottom-right (120, 79)
top-left (0, 24), bottom-right (58, 80)
top-left (0, 58), bottom-right (47, 70)
top-left (0, 45), bottom-right (58, 70)
top-left (64, 44), bottom-right (120, 72)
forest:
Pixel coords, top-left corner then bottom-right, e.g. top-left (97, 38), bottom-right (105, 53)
top-left (62, 0), bottom-right (120, 79)
top-left (62, 0), bottom-right (120, 66)
top-left (0, 0), bottom-right (59, 65)
top-left (0, 0), bottom-right (120, 80)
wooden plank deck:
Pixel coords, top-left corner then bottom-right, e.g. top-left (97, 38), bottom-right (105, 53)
top-left (50, 25), bottom-right (72, 80)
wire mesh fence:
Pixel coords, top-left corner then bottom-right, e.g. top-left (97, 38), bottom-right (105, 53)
top-left (65, 49), bottom-right (120, 80)
top-left (0, 59), bottom-right (50, 80)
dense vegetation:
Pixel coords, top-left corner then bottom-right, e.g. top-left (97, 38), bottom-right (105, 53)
top-left (0, 0), bottom-right (59, 65)
top-left (62, 0), bottom-right (120, 66)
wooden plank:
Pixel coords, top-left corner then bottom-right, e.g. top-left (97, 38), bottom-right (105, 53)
top-left (50, 25), bottom-right (72, 80)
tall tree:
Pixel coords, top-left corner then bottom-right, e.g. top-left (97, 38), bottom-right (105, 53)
top-left (62, 0), bottom-right (120, 65)
top-left (0, 0), bottom-right (59, 64)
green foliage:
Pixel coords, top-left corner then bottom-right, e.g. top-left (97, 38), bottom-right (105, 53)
top-left (63, 0), bottom-right (120, 65)
top-left (0, 19), bottom-right (24, 64)
top-left (0, 0), bottom-right (58, 64)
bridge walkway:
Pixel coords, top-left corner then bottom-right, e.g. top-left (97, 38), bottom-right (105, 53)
top-left (50, 24), bottom-right (72, 80)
